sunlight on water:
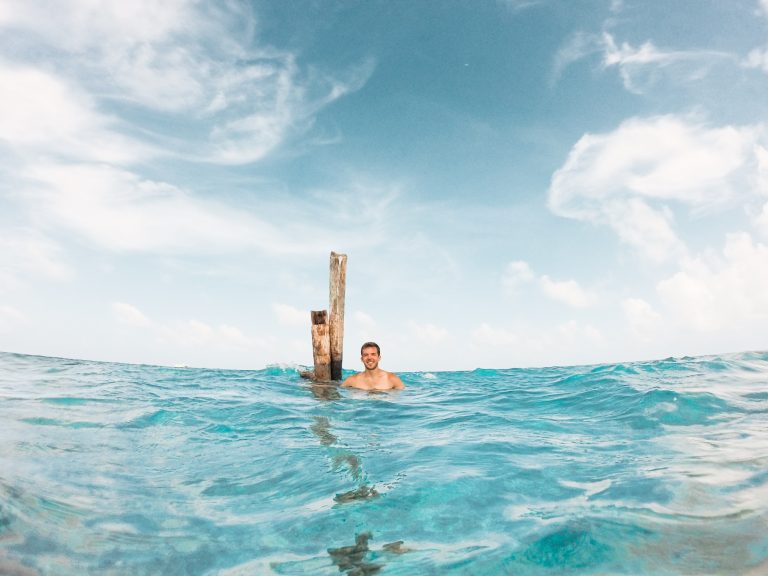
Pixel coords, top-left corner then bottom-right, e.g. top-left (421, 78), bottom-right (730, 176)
top-left (1, 350), bottom-right (767, 574)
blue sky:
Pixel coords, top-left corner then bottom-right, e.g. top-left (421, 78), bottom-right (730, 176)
top-left (2, 0), bottom-right (768, 371)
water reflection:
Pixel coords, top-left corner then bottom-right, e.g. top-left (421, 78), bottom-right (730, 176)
top-left (333, 484), bottom-right (378, 503)
top-left (310, 382), bottom-right (342, 402)
top-left (305, 380), bottom-right (409, 572)
top-left (327, 532), bottom-right (381, 574)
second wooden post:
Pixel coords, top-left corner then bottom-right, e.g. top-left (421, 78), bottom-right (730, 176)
top-left (311, 310), bottom-right (331, 382)
top-left (329, 252), bottom-right (347, 381)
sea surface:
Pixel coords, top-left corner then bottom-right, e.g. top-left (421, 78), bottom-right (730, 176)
top-left (1, 350), bottom-right (767, 575)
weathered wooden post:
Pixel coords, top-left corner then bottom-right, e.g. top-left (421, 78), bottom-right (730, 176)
top-left (329, 252), bottom-right (347, 381)
top-left (311, 310), bottom-right (331, 382)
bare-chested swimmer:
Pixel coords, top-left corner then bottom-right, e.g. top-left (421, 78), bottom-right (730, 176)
top-left (341, 342), bottom-right (405, 391)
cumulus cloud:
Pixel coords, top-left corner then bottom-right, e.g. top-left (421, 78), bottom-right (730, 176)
top-left (355, 311), bottom-right (377, 330)
top-left (0, 305), bottom-right (25, 332)
top-left (160, 319), bottom-right (265, 351)
top-left (112, 300), bottom-right (267, 354)
top-left (471, 322), bottom-right (521, 348)
top-left (470, 320), bottom-right (602, 367)
top-left (548, 116), bottom-right (765, 262)
top-left (539, 275), bottom-right (594, 308)
top-left (0, 229), bottom-right (71, 290)
top-left (112, 302), bottom-right (152, 328)
top-left (607, 198), bottom-right (685, 263)
top-left (503, 260), bottom-right (594, 308)
top-left (743, 47), bottom-right (768, 73)
top-left (622, 298), bottom-right (663, 341)
top-left (756, 202), bottom-right (768, 237)
top-left (555, 320), bottom-right (603, 346)
top-left (407, 321), bottom-right (449, 344)
top-left (273, 303), bottom-right (307, 327)
top-left (502, 260), bottom-right (535, 290)
top-left (657, 233), bottom-right (768, 331)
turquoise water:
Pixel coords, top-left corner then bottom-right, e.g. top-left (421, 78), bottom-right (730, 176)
top-left (1, 351), bottom-right (768, 575)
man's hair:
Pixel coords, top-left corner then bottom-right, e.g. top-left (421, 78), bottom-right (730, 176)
top-left (361, 341), bottom-right (380, 355)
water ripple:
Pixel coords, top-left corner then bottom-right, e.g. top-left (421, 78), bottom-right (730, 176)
top-left (1, 350), bottom-right (767, 574)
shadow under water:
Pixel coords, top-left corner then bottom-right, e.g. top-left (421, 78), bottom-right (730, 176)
top-left (307, 380), bottom-right (408, 574)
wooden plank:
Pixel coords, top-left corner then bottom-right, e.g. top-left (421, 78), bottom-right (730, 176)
top-left (329, 252), bottom-right (347, 381)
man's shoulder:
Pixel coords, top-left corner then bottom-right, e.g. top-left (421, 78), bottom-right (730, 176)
top-left (341, 372), bottom-right (363, 387)
top-left (386, 371), bottom-right (405, 389)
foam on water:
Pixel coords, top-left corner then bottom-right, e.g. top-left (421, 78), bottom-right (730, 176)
top-left (1, 350), bottom-right (768, 575)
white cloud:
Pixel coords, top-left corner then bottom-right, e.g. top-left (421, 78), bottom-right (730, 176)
top-left (657, 233), bottom-right (768, 331)
top-left (555, 320), bottom-right (603, 346)
top-left (553, 32), bottom-right (731, 93)
top-left (600, 33), bottom-right (731, 94)
top-left (407, 321), bottom-right (449, 344)
top-left (757, 145), bottom-right (768, 197)
top-left (0, 229), bottom-right (71, 289)
top-left (355, 311), bottom-right (377, 330)
top-left (470, 320), bottom-right (602, 367)
top-left (603, 33), bottom-right (683, 67)
top-left (622, 298), bottom-right (662, 341)
top-left (159, 319), bottom-right (266, 352)
top-left (610, 0), bottom-right (624, 12)
top-left (112, 302), bottom-right (153, 328)
top-left (757, 201), bottom-right (768, 237)
top-left (112, 302), bottom-right (268, 358)
top-left (501, 0), bottom-right (545, 12)
top-left (607, 198), bottom-right (686, 263)
top-left (549, 116), bottom-right (765, 261)
top-left (273, 303), bottom-right (307, 327)
top-left (502, 260), bottom-right (535, 291)
top-left (12, 162), bottom-right (408, 258)
top-left (0, 305), bottom-right (25, 331)
top-left (743, 47), bottom-right (768, 73)
top-left (551, 32), bottom-right (603, 84)
top-left (0, 0), bottom-right (205, 52)
top-left (0, 0), bottom-right (372, 165)
top-left (471, 322), bottom-right (521, 348)
top-left (502, 260), bottom-right (593, 307)
top-left (760, 0), bottom-right (768, 17)
top-left (0, 63), bottom-right (150, 164)
top-left (23, 163), bottom-right (264, 252)
top-left (20, 163), bottom-right (326, 254)
top-left (539, 275), bottom-right (594, 308)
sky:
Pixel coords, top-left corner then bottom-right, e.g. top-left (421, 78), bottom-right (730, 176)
top-left (1, 0), bottom-right (768, 372)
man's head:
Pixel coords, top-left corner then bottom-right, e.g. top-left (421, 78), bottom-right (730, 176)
top-left (360, 342), bottom-right (380, 356)
top-left (360, 342), bottom-right (380, 371)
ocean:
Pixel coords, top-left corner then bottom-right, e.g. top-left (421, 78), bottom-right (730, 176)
top-left (1, 350), bottom-right (767, 575)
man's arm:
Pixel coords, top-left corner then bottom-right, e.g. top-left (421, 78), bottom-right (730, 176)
top-left (341, 373), bottom-right (358, 388)
top-left (389, 373), bottom-right (405, 390)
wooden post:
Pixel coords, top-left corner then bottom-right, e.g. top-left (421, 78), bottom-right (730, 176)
top-left (311, 310), bottom-right (331, 382)
top-left (329, 252), bottom-right (347, 381)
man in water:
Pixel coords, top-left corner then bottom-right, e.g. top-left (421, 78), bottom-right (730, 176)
top-left (342, 342), bottom-right (405, 391)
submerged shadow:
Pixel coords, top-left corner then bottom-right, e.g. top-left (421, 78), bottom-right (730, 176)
top-left (328, 532), bottom-right (381, 574)
top-left (327, 532), bottom-right (412, 574)
top-left (310, 382), bottom-right (342, 402)
top-left (303, 378), bottom-right (410, 572)
top-left (305, 382), bottom-right (370, 491)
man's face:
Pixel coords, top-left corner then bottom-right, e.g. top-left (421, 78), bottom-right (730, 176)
top-left (361, 347), bottom-right (380, 370)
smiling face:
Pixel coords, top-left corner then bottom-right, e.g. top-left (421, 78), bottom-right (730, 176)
top-left (361, 346), bottom-right (380, 371)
